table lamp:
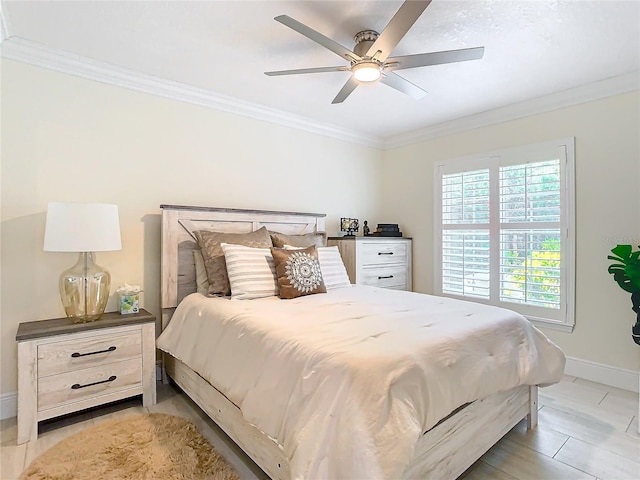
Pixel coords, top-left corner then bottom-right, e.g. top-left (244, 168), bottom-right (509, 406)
top-left (44, 202), bottom-right (122, 322)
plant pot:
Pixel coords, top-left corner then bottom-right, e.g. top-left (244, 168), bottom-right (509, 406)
top-left (633, 323), bottom-right (640, 346)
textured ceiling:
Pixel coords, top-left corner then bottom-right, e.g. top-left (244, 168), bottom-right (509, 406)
top-left (2, 1), bottom-right (639, 140)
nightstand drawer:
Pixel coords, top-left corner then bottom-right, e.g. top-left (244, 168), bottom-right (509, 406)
top-left (360, 241), bottom-right (408, 266)
top-left (37, 358), bottom-right (142, 411)
top-left (37, 332), bottom-right (142, 378)
top-left (359, 265), bottom-right (407, 288)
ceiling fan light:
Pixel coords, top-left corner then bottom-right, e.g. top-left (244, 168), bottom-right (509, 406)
top-left (352, 62), bottom-right (381, 82)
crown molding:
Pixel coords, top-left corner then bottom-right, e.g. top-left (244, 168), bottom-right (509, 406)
top-left (0, 37), bottom-right (382, 149)
top-left (2, 36), bottom-right (637, 151)
top-left (383, 71), bottom-right (640, 149)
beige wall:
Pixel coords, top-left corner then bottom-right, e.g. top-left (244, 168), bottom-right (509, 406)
top-left (2, 57), bottom-right (638, 399)
top-left (381, 91), bottom-right (640, 371)
top-left (0, 59), bottom-right (383, 395)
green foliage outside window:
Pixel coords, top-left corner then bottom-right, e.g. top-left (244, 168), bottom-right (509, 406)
top-left (502, 238), bottom-right (561, 309)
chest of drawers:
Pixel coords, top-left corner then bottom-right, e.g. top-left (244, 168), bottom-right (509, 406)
top-left (327, 237), bottom-right (412, 291)
top-left (16, 310), bottom-right (157, 444)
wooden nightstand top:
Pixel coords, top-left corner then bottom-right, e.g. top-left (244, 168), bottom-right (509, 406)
top-left (16, 309), bottom-right (156, 342)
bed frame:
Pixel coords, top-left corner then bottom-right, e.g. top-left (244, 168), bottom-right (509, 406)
top-left (160, 204), bottom-right (538, 480)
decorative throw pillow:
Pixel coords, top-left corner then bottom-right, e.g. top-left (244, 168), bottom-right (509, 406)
top-left (192, 250), bottom-right (209, 295)
top-left (317, 246), bottom-right (352, 290)
top-left (220, 243), bottom-right (278, 300)
top-left (194, 227), bottom-right (273, 296)
top-left (283, 245), bottom-right (352, 291)
top-left (270, 246), bottom-right (327, 299)
top-left (269, 231), bottom-right (326, 249)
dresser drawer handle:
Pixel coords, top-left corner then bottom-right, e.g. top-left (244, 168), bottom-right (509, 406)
top-left (71, 346), bottom-right (117, 358)
top-left (378, 252), bottom-right (394, 255)
top-left (71, 375), bottom-right (117, 390)
top-left (378, 275), bottom-right (394, 280)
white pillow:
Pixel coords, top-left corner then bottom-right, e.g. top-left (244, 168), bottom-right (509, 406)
top-left (220, 243), bottom-right (278, 300)
top-left (193, 250), bottom-right (210, 295)
top-left (284, 244), bottom-right (351, 290)
top-left (313, 246), bottom-right (352, 290)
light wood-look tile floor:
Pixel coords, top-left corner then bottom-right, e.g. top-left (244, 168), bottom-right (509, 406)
top-left (1, 375), bottom-right (638, 480)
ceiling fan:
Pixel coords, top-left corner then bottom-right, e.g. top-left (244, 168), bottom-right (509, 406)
top-left (265, 0), bottom-right (485, 104)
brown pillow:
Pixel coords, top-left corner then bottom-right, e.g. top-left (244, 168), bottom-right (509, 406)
top-left (269, 231), bottom-right (326, 248)
top-left (195, 226), bottom-right (273, 296)
top-left (270, 246), bottom-right (327, 299)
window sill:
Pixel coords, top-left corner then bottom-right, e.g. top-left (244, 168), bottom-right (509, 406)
top-left (527, 316), bottom-right (574, 333)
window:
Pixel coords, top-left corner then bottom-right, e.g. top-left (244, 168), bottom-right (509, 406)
top-left (435, 138), bottom-right (575, 331)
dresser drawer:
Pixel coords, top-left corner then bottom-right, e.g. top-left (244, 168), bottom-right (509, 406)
top-left (359, 265), bottom-right (407, 288)
top-left (360, 241), bottom-right (408, 266)
top-left (37, 332), bottom-right (142, 378)
top-left (37, 358), bottom-right (142, 411)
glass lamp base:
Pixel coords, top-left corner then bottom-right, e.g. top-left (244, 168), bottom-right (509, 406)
top-left (59, 252), bottom-right (111, 323)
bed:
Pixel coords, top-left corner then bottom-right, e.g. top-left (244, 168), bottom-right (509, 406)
top-left (157, 204), bottom-right (565, 480)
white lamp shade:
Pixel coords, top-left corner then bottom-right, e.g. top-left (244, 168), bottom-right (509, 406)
top-left (44, 202), bottom-right (122, 252)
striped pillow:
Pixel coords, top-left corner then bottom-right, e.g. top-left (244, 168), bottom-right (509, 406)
top-left (220, 243), bottom-right (278, 300)
top-left (317, 246), bottom-right (352, 290)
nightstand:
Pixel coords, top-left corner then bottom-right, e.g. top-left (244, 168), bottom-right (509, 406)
top-left (16, 309), bottom-right (157, 444)
top-left (327, 237), bottom-right (412, 291)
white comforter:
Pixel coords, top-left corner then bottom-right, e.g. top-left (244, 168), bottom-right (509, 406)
top-left (157, 286), bottom-right (565, 479)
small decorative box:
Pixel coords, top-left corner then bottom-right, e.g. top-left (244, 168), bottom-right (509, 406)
top-left (116, 284), bottom-right (142, 315)
top-left (119, 294), bottom-right (139, 315)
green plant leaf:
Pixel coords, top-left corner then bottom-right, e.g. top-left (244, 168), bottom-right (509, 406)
top-left (608, 244), bottom-right (640, 294)
top-left (611, 244), bottom-right (632, 259)
top-left (626, 264), bottom-right (640, 290)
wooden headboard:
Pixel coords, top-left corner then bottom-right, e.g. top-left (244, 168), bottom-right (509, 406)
top-left (160, 205), bottom-right (326, 328)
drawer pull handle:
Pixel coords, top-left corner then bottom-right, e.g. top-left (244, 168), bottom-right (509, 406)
top-left (71, 375), bottom-right (117, 390)
top-left (378, 252), bottom-right (394, 255)
top-left (71, 346), bottom-right (116, 358)
top-left (378, 275), bottom-right (394, 279)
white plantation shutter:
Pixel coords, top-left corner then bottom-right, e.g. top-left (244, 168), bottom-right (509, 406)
top-left (499, 160), bottom-right (561, 224)
top-left (442, 230), bottom-right (490, 298)
top-left (435, 139), bottom-right (575, 330)
top-left (442, 169), bottom-right (490, 225)
top-left (441, 169), bottom-right (491, 299)
top-left (499, 229), bottom-right (561, 309)
top-left (499, 159), bottom-right (562, 311)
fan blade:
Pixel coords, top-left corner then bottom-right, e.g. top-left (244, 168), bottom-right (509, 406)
top-left (332, 77), bottom-right (359, 104)
top-left (366, 0), bottom-right (432, 62)
top-left (386, 47), bottom-right (485, 70)
top-left (275, 15), bottom-right (360, 63)
top-left (265, 66), bottom-right (349, 76)
top-left (380, 71), bottom-right (427, 99)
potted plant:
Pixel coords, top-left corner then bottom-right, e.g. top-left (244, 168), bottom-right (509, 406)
top-left (608, 244), bottom-right (640, 345)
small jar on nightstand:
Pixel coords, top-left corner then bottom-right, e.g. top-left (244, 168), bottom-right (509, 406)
top-left (16, 309), bottom-right (157, 444)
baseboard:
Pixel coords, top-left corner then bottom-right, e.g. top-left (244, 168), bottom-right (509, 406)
top-left (565, 356), bottom-right (639, 393)
top-left (1, 391), bottom-right (17, 420)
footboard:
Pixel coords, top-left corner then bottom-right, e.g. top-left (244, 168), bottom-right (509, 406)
top-left (165, 356), bottom-right (291, 480)
top-left (167, 352), bottom-right (537, 480)
top-left (402, 384), bottom-right (535, 479)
